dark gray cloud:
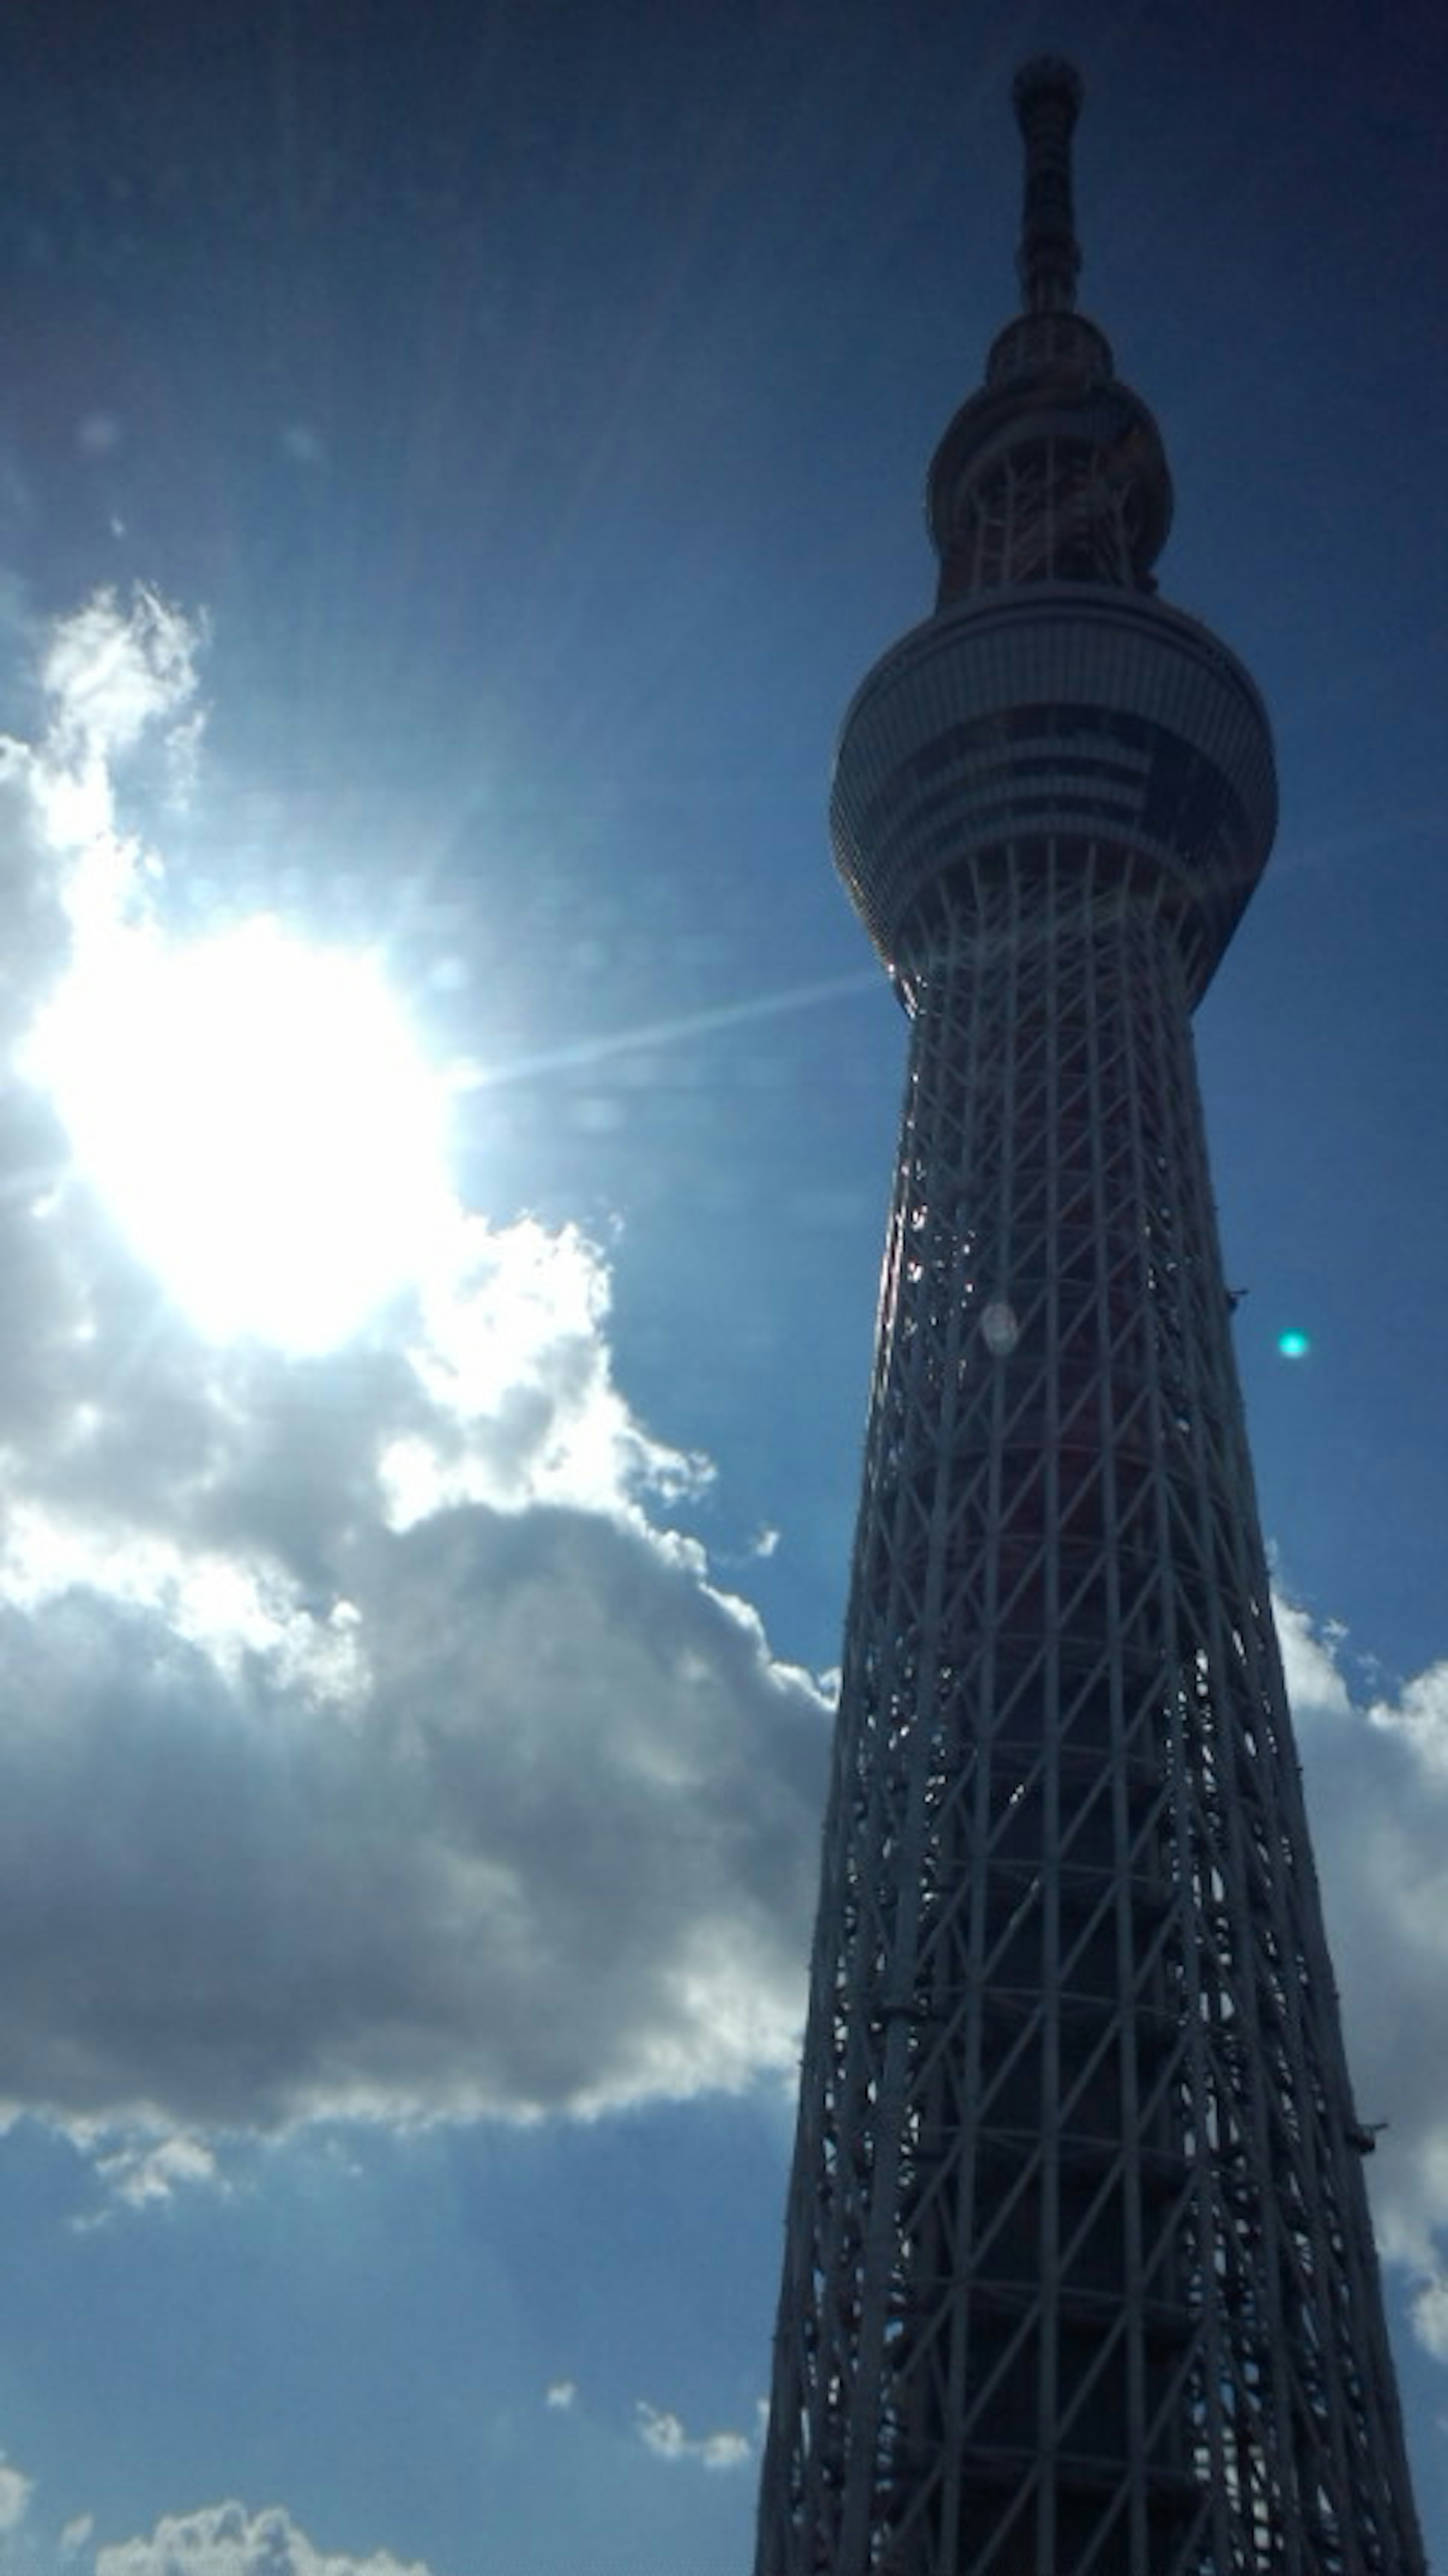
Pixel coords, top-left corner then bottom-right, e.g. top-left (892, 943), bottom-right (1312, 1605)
top-left (0, 1504), bottom-right (826, 2132)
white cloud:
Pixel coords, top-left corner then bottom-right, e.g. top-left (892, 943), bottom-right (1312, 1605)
top-left (41, 586), bottom-right (201, 778)
top-left (544, 2380), bottom-right (576, 2411)
top-left (376, 1213), bottom-right (709, 1528)
top-left (62, 2516), bottom-right (96, 2555)
top-left (90, 2134), bottom-right (222, 2213)
top-left (0, 1503), bottom-right (828, 2133)
top-left (94, 2502), bottom-right (427, 2576)
top-left (635, 2400), bottom-right (752, 2472)
top-left (1278, 1599), bottom-right (1448, 2338)
top-left (1410, 2278), bottom-right (1448, 2363)
top-left (0, 2456), bottom-right (32, 2534)
top-left (1274, 1592), bottom-right (1352, 1721)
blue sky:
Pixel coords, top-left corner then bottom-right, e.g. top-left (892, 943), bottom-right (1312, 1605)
top-left (0, 3), bottom-right (1445, 2572)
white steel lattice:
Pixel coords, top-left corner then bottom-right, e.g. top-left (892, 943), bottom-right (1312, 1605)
top-left (755, 858), bottom-right (1422, 2575)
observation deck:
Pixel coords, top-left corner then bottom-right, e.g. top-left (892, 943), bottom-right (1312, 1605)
top-left (831, 580), bottom-right (1277, 1004)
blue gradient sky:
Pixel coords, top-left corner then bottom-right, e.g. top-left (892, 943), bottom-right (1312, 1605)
top-left (0, 5), bottom-right (1445, 2573)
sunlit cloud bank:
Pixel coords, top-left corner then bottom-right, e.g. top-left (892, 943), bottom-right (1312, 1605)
top-left (0, 589), bottom-right (828, 2141)
top-left (1278, 1601), bottom-right (1448, 2354)
top-left (0, 1496), bottom-right (827, 2130)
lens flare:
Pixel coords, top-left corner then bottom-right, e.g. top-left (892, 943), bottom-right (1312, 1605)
top-left (980, 1300), bottom-right (1020, 1357)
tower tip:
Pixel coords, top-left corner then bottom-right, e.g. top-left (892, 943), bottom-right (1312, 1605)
top-left (1012, 56), bottom-right (1084, 315)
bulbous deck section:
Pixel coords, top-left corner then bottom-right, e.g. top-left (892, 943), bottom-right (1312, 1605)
top-left (831, 583), bottom-right (1277, 1007)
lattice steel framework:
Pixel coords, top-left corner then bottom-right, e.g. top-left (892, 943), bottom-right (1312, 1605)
top-left (754, 60), bottom-right (1423, 2576)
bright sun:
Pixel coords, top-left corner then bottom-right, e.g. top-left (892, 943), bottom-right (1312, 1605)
top-left (30, 914), bottom-right (454, 1352)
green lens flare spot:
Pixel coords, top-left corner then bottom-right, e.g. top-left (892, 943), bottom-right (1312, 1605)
top-left (1277, 1329), bottom-right (1311, 1360)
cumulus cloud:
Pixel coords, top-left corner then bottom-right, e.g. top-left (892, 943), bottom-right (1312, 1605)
top-left (0, 1503), bottom-right (826, 2132)
top-left (0, 589), bottom-right (829, 2144)
top-left (94, 2502), bottom-right (427, 2576)
top-left (635, 2400), bottom-right (753, 2472)
top-left (1279, 1599), bottom-right (1448, 2347)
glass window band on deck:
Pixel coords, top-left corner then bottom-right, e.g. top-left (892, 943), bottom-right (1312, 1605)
top-left (830, 587), bottom-right (1276, 999)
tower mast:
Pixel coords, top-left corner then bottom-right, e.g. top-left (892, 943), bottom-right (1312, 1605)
top-left (755, 60), bottom-right (1423, 2576)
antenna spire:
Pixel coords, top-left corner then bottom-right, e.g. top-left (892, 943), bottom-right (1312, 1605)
top-left (1012, 56), bottom-right (1083, 315)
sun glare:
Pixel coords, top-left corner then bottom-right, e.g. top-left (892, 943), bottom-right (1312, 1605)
top-left (30, 915), bottom-right (454, 1352)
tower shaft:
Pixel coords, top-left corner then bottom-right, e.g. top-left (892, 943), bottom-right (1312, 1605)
top-left (755, 60), bottom-right (1423, 2576)
top-left (757, 855), bottom-right (1417, 2572)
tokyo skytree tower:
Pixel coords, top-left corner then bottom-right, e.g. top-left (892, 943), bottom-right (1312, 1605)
top-left (754, 59), bottom-right (1424, 2576)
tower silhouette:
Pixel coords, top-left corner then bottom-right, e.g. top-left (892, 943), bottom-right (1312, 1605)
top-left (754, 60), bottom-right (1423, 2576)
